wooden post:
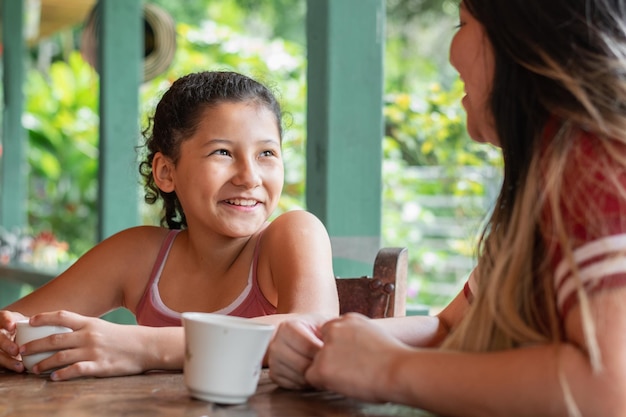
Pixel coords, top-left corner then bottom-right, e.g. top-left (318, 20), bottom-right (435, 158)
top-left (1, 0), bottom-right (27, 231)
top-left (97, 0), bottom-right (142, 241)
top-left (306, 0), bottom-right (385, 277)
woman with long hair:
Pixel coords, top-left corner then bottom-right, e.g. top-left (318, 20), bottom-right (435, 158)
top-left (268, 1), bottom-right (626, 415)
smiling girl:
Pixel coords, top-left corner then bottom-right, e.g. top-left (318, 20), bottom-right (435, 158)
top-left (0, 71), bottom-right (339, 381)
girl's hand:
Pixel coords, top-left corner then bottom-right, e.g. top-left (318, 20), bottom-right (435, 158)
top-left (268, 314), bottom-right (330, 390)
top-left (18, 310), bottom-right (147, 381)
top-left (305, 313), bottom-right (410, 402)
top-left (0, 310), bottom-right (27, 373)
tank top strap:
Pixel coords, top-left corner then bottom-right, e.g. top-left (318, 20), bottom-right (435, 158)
top-left (247, 226), bottom-right (276, 312)
top-left (135, 229), bottom-right (181, 315)
top-left (222, 224), bottom-right (276, 317)
top-left (251, 228), bottom-right (264, 281)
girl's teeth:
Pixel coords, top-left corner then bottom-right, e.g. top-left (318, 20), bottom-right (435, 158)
top-left (227, 199), bottom-right (256, 206)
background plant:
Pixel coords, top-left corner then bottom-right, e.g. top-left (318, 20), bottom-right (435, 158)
top-left (383, 81), bottom-right (502, 307)
top-left (24, 52), bottom-right (99, 258)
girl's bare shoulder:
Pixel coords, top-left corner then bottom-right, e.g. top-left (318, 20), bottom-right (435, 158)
top-left (102, 225), bottom-right (171, 245)
top-left (261, 210), bottom-right (331, 255)
top-left (264, 210), bottom-right (327, 235)
top-left (81, 225), bottom-right (173, 266)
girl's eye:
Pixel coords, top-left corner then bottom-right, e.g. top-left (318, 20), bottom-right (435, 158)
top-left (211, 149), bottom-right (230, 156)
top-left (260, 150), bottom-right (275, 157)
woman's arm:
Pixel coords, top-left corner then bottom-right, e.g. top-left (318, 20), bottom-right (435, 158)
top-left (305, 287), bottom-right (626, 417)
top-left (375, 290), bottom-right (469, 347)
top-left (268, 289), bottom-right (470, 389)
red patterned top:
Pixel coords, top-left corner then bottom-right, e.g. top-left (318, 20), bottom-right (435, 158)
top-left (464, 125), bottom-right (626, 319)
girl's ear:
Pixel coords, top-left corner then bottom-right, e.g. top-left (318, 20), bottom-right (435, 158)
top-left (153, 152), bottom-right (175, 193)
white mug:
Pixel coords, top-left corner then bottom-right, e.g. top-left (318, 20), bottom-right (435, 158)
top-left (15, 320), bottom-right (73, 373)
top-left (182, 312), bottom-right (275, 404)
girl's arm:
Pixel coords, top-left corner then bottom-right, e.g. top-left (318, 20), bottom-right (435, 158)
top-left (0, 226), bottom-right (168, 378)
top-left (14, 311), bottom-right (185, 381)
top-left (375, 290), bottom-right (470, 347)
top-left (253, 209), bottom-right (340, 323)
top-left (251, 209), bottom-right (337, 370)
top-left (305, 287), bottom-right (626, 417)
top-left (3, 226), bottom-right (166, 317)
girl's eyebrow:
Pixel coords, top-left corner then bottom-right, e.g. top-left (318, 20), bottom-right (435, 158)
top-left (199, 138), bottom-right (280, 147)
top-left (200, 139), bottom-right (231, 147)
top-left (259, 138), bottom-right (281, 146)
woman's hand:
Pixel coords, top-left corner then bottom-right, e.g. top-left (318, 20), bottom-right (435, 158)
top-left (304, 313), bottom-right (411, 402)
top-left (268, 313), bottom-right (331, 390)
top-left (18, 310), bottom-right (148, 381)
top-left (0, 310), bottom-right (27, 373)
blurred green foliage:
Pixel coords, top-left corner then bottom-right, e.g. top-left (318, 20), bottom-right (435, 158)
top-left (24, 53), bottom-right (100, 257)
top-left (382, 82), bottom-right (502, 306)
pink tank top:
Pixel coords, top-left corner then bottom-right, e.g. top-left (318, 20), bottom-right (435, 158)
top-left (135, 229), bottom-right (276, 327)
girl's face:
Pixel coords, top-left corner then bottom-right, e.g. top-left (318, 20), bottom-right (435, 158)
top-left (160, 101), bottom-right (284, 238)
top-left (449, 1), bottom-right (498, 146)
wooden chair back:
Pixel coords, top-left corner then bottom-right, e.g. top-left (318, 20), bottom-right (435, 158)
top-left (335, 247), bottom-right (408, 318)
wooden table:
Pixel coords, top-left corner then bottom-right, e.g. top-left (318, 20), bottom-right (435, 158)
top-left (0, 369), bottom-right (434, 416)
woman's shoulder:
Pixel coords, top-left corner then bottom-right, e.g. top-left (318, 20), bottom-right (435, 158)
top-left (568, 128), bottom-right (626, 163)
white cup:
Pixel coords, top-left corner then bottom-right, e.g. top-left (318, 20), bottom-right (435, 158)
top-left (181, 312), bottom-right (275, 404)
top-left (15, 320), bottom-right (73, 373)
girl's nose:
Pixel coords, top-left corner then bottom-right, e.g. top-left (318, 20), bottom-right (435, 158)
top-left (232, 158), bottom-right (262, 188)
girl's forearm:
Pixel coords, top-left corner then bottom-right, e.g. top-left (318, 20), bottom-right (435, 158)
top-left (137, 326), bottom-right (186, 371)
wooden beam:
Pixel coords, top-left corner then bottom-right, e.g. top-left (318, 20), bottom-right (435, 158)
top-left (97, 0), bottom-right (142, 240)
top-left (306, 0), bottom-right (385, 277)
top-left (1, 0), bottom-right (28, 231)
